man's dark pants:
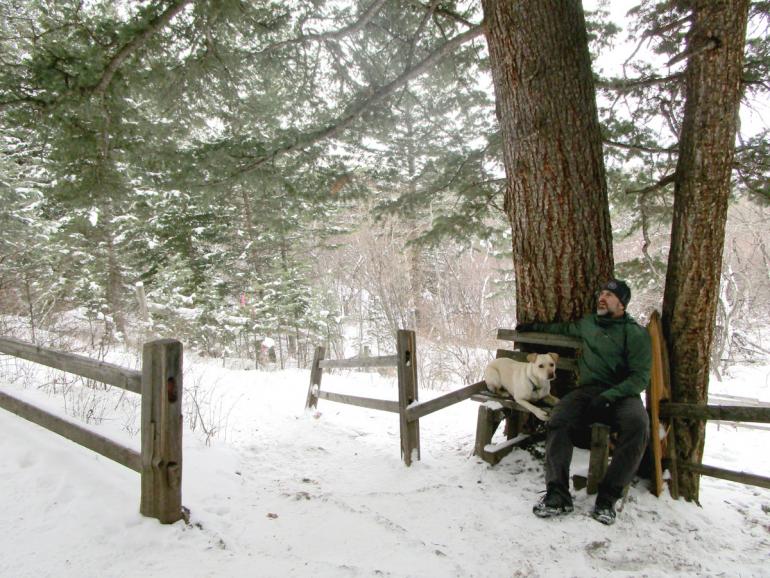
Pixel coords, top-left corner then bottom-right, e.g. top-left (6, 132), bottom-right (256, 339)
top-left (545, 385), bottom-right (650, 501)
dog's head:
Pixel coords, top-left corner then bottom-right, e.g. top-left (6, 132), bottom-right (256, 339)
top-left (526, 352), bottom-right (559, 381)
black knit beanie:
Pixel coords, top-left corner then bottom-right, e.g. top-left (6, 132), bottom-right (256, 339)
top-left (601, 279), bottom-right (631, 308)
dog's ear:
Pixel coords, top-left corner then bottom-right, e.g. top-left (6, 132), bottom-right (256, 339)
top-left (527, 353), bottom-right (538, 363)
top-left (548, 352), bottom-right (560, 362)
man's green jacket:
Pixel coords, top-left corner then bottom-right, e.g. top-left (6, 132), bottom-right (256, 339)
top-left (530, 313), bottom-right (652, 402)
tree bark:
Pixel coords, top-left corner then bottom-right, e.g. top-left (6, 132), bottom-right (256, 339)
top-left (105, 227), bottom-right (127, 337)
top-left (482, 0), bottom-right (614, 322)
top-left (404, 107), bottom-right (429, 335)
top-left (662, 0), bottom-right (749, 502)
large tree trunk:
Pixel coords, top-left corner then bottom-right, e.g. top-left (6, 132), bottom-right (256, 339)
top-left (482, 0), bottom-right (614, 322)
top-left (662, 0), bottom-right (749, 502)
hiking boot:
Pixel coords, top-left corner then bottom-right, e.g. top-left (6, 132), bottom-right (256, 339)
top-left (532, 489), bottom-right (574, 518)
top-left (591, 496), bottom-right (617, 525)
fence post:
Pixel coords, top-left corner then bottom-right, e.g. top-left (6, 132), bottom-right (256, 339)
top-left (396, 329), bottom-right (420, 466)
top-left (305, 346), bottom-right (326, 410)
top-left (140, 339), bottom-right (183, 523)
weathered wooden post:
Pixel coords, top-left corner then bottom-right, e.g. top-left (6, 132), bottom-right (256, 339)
top-left (305, 346), bottom-right (326, 410)
top-left (140, 339), bottom-right (183, 523)
top-left (587, 423), bottom-right (610, 495)
top-left (135, 281), bottom-right (150, 323)
top-left (396, 329), bottom-right (420, 466)
top-left (473, 404), bottom-right (503, 464)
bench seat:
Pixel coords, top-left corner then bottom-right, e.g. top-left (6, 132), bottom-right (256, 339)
top-left (472, 329), bottom-right (581, 466)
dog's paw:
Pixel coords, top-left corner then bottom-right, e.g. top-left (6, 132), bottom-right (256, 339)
top-left (534, 409), bottom-right (550, 422)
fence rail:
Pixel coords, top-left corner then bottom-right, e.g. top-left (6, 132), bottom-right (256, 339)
top-left (317, 390), bottom-right (400, 413)
top-left (496, 329), bottom-right (582, 349)
top-left (305, 324), bottom-right (770, 494)
top-left (0, 336), bottom-right (141, 393)
top-left (306, 330), bottom-right (421, 465)
top-left (306, 331), bottom-right (504, 466)
top-left (659, 401), bottom-right (770, 492)
top-left (0, 335), bottom-right (183, 524)
top-left (405, 382), bottom-right (486, 422)
top-left (318, 355), bottom-right (398, 369)
top-left (660, 403), bottom-right (770, 423)
top-left (0, 389), bottom-right (142, 471)
top-left (677, 462), bottom-right (770, 490)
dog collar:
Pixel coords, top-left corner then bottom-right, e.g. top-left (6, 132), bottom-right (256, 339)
top-left (529, 377), bottom-right (541, 392)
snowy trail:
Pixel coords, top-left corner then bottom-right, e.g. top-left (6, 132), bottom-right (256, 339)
top-left (2, 363), bottom-right (770, 577)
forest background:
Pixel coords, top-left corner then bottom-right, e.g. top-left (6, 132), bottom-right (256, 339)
top-left (1, 0), bottom-right (769, 481)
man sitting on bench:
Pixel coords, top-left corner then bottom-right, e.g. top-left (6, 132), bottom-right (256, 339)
top-left (523, 279), bottom-right (652, 525)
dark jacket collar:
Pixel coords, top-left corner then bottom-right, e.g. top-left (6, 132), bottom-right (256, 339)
top-left (593, 312), bottom-right (633, 327)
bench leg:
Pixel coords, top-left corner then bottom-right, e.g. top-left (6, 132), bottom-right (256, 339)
top-left (503, 409), bottom-right (528, 439)
top-left (474, 404), bottom-right (506, 464)
top-left (580, 424), bottom-right (634, 502)
top-left (587, 423), bottom-right (611, 495)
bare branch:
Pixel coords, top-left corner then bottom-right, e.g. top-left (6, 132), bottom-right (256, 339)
top-left (638, 191), bottom-right (663, 281)
top-left (622, 13), bottom-right (692, 74)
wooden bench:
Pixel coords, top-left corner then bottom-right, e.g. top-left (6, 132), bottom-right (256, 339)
top-left (472, 329), bottom-right (581, 466)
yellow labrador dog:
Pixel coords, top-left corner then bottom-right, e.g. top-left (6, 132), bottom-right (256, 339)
top-left (483, 353), bottom-right (560, 421)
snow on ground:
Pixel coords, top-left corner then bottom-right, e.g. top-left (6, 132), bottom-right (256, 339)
top-left (1, 356), bottom-right (769, 577)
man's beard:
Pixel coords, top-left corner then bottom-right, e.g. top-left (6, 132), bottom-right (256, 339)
top-left (596, 306), bottom-right (609, 316)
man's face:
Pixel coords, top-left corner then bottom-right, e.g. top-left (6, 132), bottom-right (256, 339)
top-left (597, 289), bottom-right (624, 318)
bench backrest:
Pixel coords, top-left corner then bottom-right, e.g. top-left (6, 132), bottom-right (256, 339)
top-left (495, 329), bottom-right (582, 395)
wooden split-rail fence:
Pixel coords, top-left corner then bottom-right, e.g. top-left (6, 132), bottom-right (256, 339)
top-left (305, 329), bottom-right (488, 466)
top-left (0, 336), bottom-right (184, 524)
top-left (658, 400), bottom-right (770, 494)
top-left (306, 324), bottom-right (770, 496)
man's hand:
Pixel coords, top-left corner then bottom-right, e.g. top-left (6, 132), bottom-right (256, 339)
top-left (586, 395), bottom-right (612, 425)
top-left (515, 323), bottom-right (534, 332)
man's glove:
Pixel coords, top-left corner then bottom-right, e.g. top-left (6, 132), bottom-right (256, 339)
top-left (515, 323), bottom-right (534, 332)
top-left (586, 395), bottom-right (613, 425)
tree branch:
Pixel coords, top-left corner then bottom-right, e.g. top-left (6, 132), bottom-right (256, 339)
top-left (604, 139), bottom-right (677, 154)
top-left (667, 38), bottom-right (719, 67)
top-left (0, 95), bottom-right (50, 111)
top-left (405, 0), bottom-right (476, 27)
top-left (93, 0), bottom-right (193, 98)
top-left (223, 25), bottom-right (484, 181)
top-left (743, 77), bottom-right (770, 90)
top-left (620, 13), bottom-right (692, 75)
top-left (596, 72), bottom-right (683, 92)
top-left (638, 191), bottom-right (663, 281)
top-left (1, 0), bottom-right (192, 110)
top-left (261, 0), bottom-right (388, 54)
top-left (406, 0), bottom-right (439, 71)
top-left (626, 172), bottom-right (676, 196)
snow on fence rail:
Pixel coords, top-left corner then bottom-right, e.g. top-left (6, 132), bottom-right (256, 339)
top-left (0, 336), bottom-right (184, 524)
